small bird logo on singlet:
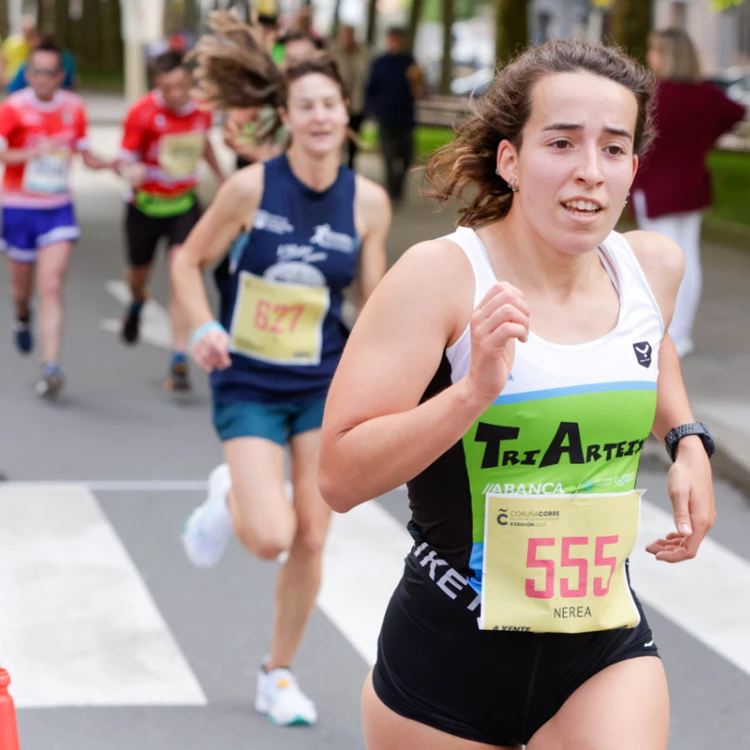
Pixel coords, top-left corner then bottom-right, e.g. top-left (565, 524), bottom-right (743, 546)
top-left (632, 341), bottom-right (652, 368)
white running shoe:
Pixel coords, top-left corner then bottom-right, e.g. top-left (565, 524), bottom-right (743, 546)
top-left (255, 667), bottom-right (318, 726)
top-left (181, 464), bottom-right (233, 568)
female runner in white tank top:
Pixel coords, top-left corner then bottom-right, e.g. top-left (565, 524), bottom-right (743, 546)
top-left (319, 40), bottom-right (715, 750)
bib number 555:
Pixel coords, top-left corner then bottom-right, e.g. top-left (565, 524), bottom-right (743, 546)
top-left (525, 535), bottom-right (619, 600)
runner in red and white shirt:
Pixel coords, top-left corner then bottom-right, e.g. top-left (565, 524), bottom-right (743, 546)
top-left (0, 39), bottom-right (114, 398)
top-left (116, 49), bottom-right (224, 393)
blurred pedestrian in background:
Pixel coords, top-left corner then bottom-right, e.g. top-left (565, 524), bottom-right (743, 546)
top-left (365, 26), bottom-right (425, 204)
top-left (7, 27), bottom-right (77, 93)
top-left (632, 28), bottom-right (746, 358)
top-left (2, 15), bottom-right (39, 89)
top-left (329, 24), bottom-right (370, 170)
top-left (292, 5), bottom-right (325, 50)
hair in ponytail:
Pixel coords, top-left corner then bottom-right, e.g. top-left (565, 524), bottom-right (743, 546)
top-left (190, 11), bottom-right (286, 111)
top-left (190, 11), bottom-right (348, 145)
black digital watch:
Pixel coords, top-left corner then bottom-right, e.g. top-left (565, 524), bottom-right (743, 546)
top-left (664, 422), bottom-right (715, 463)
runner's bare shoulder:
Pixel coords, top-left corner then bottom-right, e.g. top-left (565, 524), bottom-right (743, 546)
top-left (354, 172), bottom-right (389, 209)
top-left (624, 229), bottom-right (684, 315)
top-left (366, 236), bottom-right (476, 347)
top-left (218, 162), bottom-right (265, 222)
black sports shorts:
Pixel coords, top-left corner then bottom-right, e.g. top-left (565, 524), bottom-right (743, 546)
top-left (372, 539), bottom-right (659, 747)
top-left (124, 201), bottom-right (202, 268)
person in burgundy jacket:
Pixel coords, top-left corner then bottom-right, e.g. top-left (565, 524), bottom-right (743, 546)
top-left (632, 28), bottom-right (746, 358)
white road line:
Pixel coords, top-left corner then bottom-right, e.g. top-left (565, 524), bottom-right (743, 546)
top-left (631, 500), bottom-right (750, 678)
top-left (0, 485), bottom-right (207, 707)
top-left (318, 501), bottom-right (412, 667)
top-left (102, 280), bottom-right (173, 350)
top-left (320, 497), bottom-right (750, 680)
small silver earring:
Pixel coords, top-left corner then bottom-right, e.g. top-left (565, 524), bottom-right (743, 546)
top-left (508, 181), bottom-right (518, 193)
top-left (625, 190), bottom-right (631, 205)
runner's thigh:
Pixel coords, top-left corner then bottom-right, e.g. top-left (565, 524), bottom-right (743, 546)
top-left (223, 436), bottom-right (291, 539)
top-left (362, 672), bottom-right (518, 750)
top-left (527, 656), bottom-right (668, 750)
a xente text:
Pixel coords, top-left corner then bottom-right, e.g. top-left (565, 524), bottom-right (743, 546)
top-left (474, 421), bottom-right (647, 470)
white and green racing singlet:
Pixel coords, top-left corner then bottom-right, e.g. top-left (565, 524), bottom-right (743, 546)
top-left (405, 227), bottom-right (664, 633)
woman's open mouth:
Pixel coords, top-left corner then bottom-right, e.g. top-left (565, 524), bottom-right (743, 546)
top-left (561, 199), bottom-right (604, 218)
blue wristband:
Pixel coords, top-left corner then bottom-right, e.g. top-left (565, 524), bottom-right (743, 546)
top-left (191, 320), bottom-right (226, 347)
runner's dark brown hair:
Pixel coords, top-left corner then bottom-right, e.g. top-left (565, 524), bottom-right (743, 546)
top-left (423, 39), bottom-right (656, 227)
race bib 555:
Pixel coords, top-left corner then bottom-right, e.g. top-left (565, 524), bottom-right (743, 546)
top-left (481, 490), bottom-right (642, 634)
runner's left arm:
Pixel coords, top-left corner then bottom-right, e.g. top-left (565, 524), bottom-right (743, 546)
top-left (628, 229), bottom-right (715, 563)
top-left (354, 176), bottom-right (391, 312)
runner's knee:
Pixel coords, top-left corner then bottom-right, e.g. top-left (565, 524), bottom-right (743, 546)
top-left (249, 531), bottom-right (292, 561)
top-left (292, 518), bottom-right (328, 557)
top-left (38, 272), bottom-right (64, 300)
top-left (232, 513), bottom-right (294, 560)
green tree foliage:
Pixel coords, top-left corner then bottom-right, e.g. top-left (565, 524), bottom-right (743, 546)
top-left (712, 0), bottom-right (745, 10)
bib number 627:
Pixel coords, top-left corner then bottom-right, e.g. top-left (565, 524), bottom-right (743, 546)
top-left (254, 299), bottom-right (304, 334)
top-left (525, 535), bottom-right (619, 600)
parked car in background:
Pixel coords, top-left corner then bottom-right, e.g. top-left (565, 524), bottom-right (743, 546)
top-left (450, 66), bottom-right (493, 96)
top-left (707, 67), bottom-right (750, 108)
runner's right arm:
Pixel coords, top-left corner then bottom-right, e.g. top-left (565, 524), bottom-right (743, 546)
top-left (171, 166), bottom-right (264, 371)
top-left (319, 241), bottom-right (530, 513)
top-left (0, 140), bottom-right (54, 164)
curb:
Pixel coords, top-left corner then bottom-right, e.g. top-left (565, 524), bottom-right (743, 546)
top-left (701, 217), bottom-right (750, 251)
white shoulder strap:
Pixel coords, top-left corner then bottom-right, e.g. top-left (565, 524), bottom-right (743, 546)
top-left (600, 230), bottom-right (664, 333)
top-left (442, 226), bottom-right (497, 307)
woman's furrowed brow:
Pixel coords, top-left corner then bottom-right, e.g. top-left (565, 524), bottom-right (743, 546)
top-left (541, 122), bottom-right (632, 140)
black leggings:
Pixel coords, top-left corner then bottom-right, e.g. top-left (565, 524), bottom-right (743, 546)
top-left (372, 545), bottom-right (659, 747)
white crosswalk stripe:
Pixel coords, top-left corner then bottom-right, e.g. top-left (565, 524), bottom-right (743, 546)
top-left (0, 484), bottom-right (206, 707)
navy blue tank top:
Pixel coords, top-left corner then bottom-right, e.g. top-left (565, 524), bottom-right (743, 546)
top-left (211, 154), bottom-right (359, 404)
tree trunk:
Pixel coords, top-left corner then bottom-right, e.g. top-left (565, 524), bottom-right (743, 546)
top-left (609, 0), bottom-right (653, 63)
top-left (495, 0), bottom-right (529, 65)
top-left (331, 0), bottom-right (342, 37)
top-left (80, 0), bottom-right (102, 69)
top-left (407, 0), bottom-right (424, 53)
top-left (366, 0), bottom-right (377, 46)
top-left (101, 0), bottom-right (123, 73)
top-left (0, 0), bottom-right (7, 40)
top-left (439, 0), bottom-right (454, 95)
top-left (185, 0), bottom-right (199, 35)
top-left (54, 0), bottom-right (69, 51)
